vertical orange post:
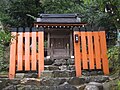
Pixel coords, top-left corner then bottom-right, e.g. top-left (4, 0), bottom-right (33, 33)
top-left (99, 31), bottom-right (109, 75)
top-left (93, 32), bottom-right (101, 69)
top-left (81, 32), bottom-right (88, 69)
top-left (17, 28), bottom-right (23, 71)
top-left (73, 27), bottom-right (81, 77)
top-left (38, 27), bottom-right (44, 77)
top-left (87, 32), bottom-right (94, 69)
top-left (31, 28), bottom-right (37, 70)
top-left (25, 27), bottom-right (30, 70)
top-left (9, 29), bottom-right (17, 79)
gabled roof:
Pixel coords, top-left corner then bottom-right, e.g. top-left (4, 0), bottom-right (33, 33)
top-left (36, 14), bottom-right (82, 23)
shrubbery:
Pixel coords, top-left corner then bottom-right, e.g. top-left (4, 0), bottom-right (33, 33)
top-left (108, 46), bottom-right (120, 74)
top-left (0, 25), bottom-right (11, 73)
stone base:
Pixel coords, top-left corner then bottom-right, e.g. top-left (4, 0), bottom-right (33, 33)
top-left (0, 76), bottom-right (110, 90)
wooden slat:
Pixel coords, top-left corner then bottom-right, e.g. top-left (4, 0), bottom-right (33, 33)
top-left (9, 30), bottom-right (17, 79)
top-left (25, 27), bottom-right (30, 70)
top-left (81, 32), bottom-right (88, 69)
top-left (93, 32), bottom-right (101, 69)
top-left (74, 31), bottom-right (81, 77)
top-left (23, 32), bottom-right (38, 37)
top-left (38, 31), bottom-right (44, 77)
top-left (17, 28), bottom-right (23, 70)
top-left (99, 31), bottom-right (109, 75)
top-left (31, 28), bottom-right (37, 70)
top-left (87, 32), bottom-right (94, 69)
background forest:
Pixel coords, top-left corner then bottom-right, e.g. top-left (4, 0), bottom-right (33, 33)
top-left (0, 0), bottom-right (120, 75)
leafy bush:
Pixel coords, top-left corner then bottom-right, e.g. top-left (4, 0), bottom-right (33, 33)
top-left (117, 80), bottom-right (120, 90)
top-left (108, 46), bottom-right (120, 74)
top-left (0, 31), bottom-right (11, 46)
top-left (0, 28), bottom-right (11, 72)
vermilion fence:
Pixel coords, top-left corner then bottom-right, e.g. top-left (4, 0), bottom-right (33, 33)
top-left (9, 27), bottom-right (109, 79)
top-left (9, 27), bottom-right (44, 79)
top-left (74, 30), bottom-right (109, 77)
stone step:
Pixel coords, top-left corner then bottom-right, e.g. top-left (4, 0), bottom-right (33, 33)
top-left (2, 84), bottom-right (78, 90)
top-left (82, 70), bottom-right (104, 76)
top-left (15, 70), bottom-right (104, 79)
top-left (40, 70), bottom-right (76, 78)
top-left (44, 58), bottom-right (74, 65)
top-left (44, 65), bottom-right (60, 71)
top-left (44, 65), bottom-right (75, 71)
top-left (39, 76), bottom-right (109, 86)
top-left (0, 76), bottom-right (110, 90)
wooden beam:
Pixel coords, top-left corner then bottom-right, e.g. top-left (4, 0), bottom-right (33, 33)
top-left (9, 31), bottom-right (17, 79)
top-left (99, 31), bottom-right (109, 75)
top-left (17, 28), bottom-right (23, 71)
top-left (25, 27), bottom-right (30, 70)
top-left (47, 32), bottom-right (50, 56)
top-left (38, 27), bottom-right (44, 77)
top-left (34, 23), bottom-right (87, 27)
top-left (73, 27), bottom-right (81, 77)
top-left (31, 28), bottom-right (37, 70)
top-left (81, 32), bottom-right (88, 69)
top-left (70, 31), bottom-right (73, 56)
top-left (93, 32), bottom-right (101, 69)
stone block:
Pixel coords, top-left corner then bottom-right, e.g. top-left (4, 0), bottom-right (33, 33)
top-left (88, 82), bottom-right (103, 90)
top-left (68, 77), bottom-right (85, 85)
top-left (44, 65), bottom-right (60, 70)
top-left (53, 70), bottom-right (75, 77)
top-left (56, 82), bottom-right (77, 90)
top-left (44, 59), bottom-right (54, 65)
top-left (40, 71), bottom-right (53, 78)
top-left (85, 85), bottom-right (99, 90)
top-left (40, 78), bottom-right (66, 86)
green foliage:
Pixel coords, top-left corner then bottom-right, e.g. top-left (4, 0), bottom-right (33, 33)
top-left (108, 46), bottom-right (120, 74)
top-left (0, 22), bottom-right (11, 72)
top-left (0, 31), bottom-right (11, 46)
top-left (42, 0), bottom-right (83, 14)
top-left (117, 80), bottom-right (120, 90)
top-left (0, 30), bottom-right (11, 72)
top-left (0, 0), bottom-right (119, 31)
top-left (0, 31), bottom-right (11, 72)
top-left (8, 0), bottom-right (44, 27)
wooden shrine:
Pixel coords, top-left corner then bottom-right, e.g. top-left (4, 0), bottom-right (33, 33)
top-left (34, 14), bottom-right (86, 59)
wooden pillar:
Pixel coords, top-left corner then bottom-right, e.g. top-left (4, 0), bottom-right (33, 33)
top-left (99, 31), bottom-right (109, 75)
top-left (31, 28), bottom-right (37, 70)
top-left (38, 27), bottom-right (44, 77)
top-left (9, 28), bottom-right (17, 79)
top-left (66, 43), bottom-right (69, 56)
top-left (70, 31), bottom-right (73, 57)
top-left (47, 32), bottom-right (50, 56)
top-left (73, 27), bottom-right (81, 77)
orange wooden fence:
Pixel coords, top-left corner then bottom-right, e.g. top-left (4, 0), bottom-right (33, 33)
top-left (9, 27), bottom-right (44, 79)
top-left (74, 30), bottom-right (109, 77)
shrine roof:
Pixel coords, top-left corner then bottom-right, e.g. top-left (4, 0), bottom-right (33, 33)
top-left (36, 14), bottom-right (83, 23)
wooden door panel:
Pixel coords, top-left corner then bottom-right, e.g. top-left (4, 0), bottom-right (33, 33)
top-left (50, 38), bottom-right (70, 57)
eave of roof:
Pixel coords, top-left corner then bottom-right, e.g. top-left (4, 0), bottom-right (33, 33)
top-left (34, 22), bottom-right (87, 26)
top-left (39, 14), bottom-right (81, 18)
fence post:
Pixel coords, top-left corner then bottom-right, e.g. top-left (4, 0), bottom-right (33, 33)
top-left (38, 27), bottom-right (44, 77)
top-left (99, 31), bottom-right (109, 75)
top-left (73, 27), bottom-right (81, 77)
top-left (9, 28), bottom-right (17, 79)
top-left (25, 27), bottom-right (30, 70)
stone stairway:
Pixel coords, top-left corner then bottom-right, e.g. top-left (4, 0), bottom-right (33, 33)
top-left (0, 75), bottom-right (110, 90)
top-left (0, 58), bottom-right (110, 90)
